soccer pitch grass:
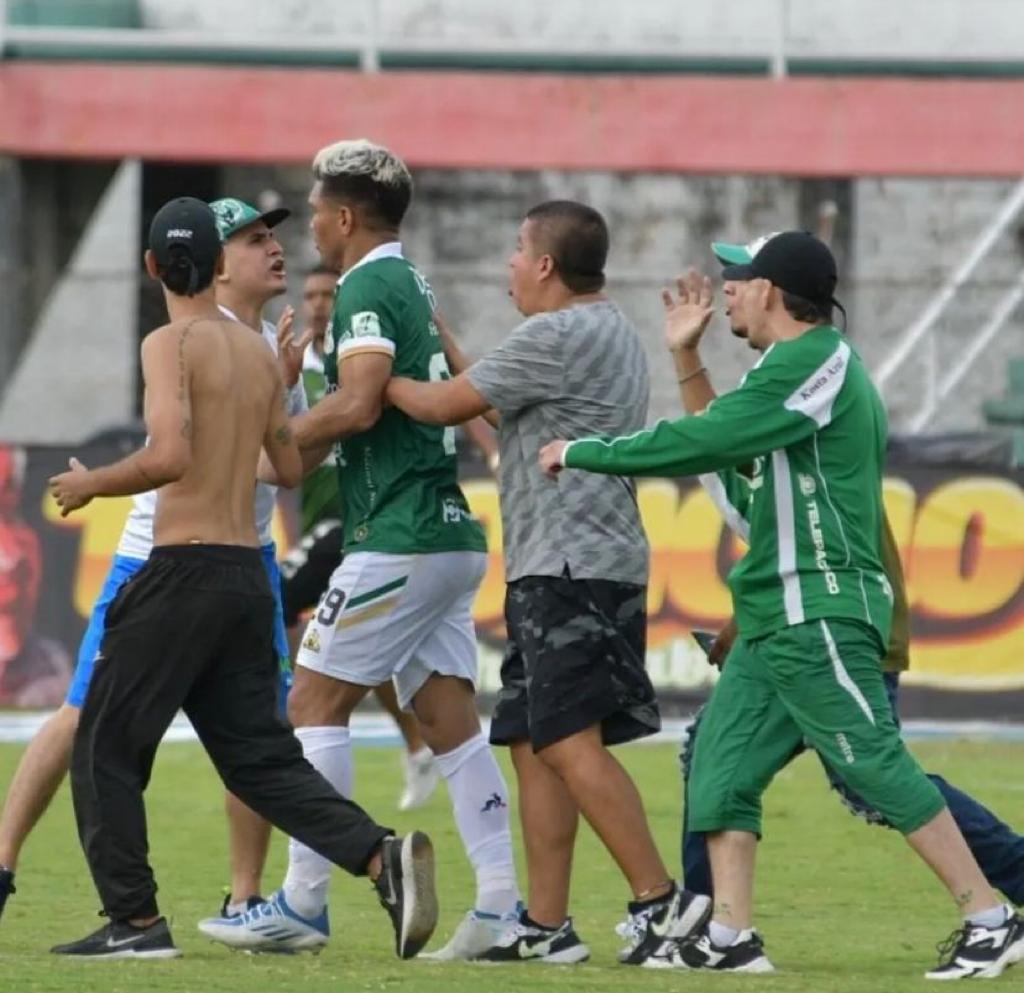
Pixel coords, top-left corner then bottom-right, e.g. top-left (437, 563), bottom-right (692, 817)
top-left (1, 738), bottom-right (1022, 991)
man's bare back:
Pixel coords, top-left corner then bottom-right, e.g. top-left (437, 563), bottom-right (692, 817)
top-left (146, 315), bottom-right (301, 547)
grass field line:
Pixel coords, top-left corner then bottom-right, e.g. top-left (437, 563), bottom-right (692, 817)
top-left (2, 710), bottom-right (1024, 745)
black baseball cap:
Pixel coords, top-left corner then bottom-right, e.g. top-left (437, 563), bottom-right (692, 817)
top-left (712, 230), bottom-right (839, 308)
top-left (148, 197), bottom-right (222, 292)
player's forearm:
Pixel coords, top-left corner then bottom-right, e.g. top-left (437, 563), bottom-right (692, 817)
top-left (673, 347), bottom-right (717, 415)
top-left (86, 447), bottom-right (185, 497)
top-left (387, 377), bottom-right (464, 426)
top-left (562, 418), bottom-right (737, 478)
top-left (292, 397), bottom-right (380, 447)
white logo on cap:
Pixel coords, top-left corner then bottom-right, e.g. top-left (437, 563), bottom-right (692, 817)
top-left (745, 231), bottom-right (780, 258)
top-left (166, 228), bottom-right (193, 239)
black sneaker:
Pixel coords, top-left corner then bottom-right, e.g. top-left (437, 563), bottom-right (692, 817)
top-left (0, 867), bottom-right (15, 922)
top-left (617, 883), bottom-right (712, 965)
top-left (373, 832), bottom-right (438, 959)
top-left (925, 909), bottom-right (1024, 980)
top-left (477, 913), bottom-right (590, 964)
top-left (652, 927), bottom-right (775, 973)
top-left (51, 916), bottom-right (182, 959)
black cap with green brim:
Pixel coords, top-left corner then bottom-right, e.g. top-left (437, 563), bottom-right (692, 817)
top-left (711, 230), bottom-right (840, 309)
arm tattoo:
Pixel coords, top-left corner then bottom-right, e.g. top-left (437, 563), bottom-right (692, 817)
top-left (135, 458), bottom-right (157, 488)
top-left (274, 425), bottom-right (293, 446)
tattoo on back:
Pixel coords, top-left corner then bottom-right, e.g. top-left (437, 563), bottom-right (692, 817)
top-left (178, 323), bottom-right (195, 440)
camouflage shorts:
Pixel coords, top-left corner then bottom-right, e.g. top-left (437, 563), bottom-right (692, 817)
top-left (489, 574), bottom-right (660, 752)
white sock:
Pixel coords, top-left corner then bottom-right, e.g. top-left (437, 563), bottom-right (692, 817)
top-left (282, 726), bottom-right (353, 919)
top-left (435, 732), bottom-right (519, 917)
top-left (709, 919), bottom-right (740, 947)
top-left (966, 903), bottom-right (1012, 928)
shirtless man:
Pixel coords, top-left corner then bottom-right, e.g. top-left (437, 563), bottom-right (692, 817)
top-left (47, 197), bottom-right (437, 961)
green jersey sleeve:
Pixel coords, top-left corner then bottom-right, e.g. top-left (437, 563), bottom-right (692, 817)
top-left (564, 338), bottom-right (849, 478)
top-left (333, 271), bottom-right (401, 365)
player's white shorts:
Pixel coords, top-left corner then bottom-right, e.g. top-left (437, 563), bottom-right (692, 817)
top-left (295, 550), bottom-right (487, 709)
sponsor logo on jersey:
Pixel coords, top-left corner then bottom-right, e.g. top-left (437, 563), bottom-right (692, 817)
top-left (442, 497), bottom-right (474, 525)
top-left (835, 732), bottom-right (855, 764)
top-left (301, 629), bottom-right (321, 654)
top-left (798, 473), bottom-right (817, 496)
top-left (353, 523), bottom-right (370, 543)
top-left (805, 500), bottom-right (841, 594)
top-left (350, 311), bottom-right (382, 338)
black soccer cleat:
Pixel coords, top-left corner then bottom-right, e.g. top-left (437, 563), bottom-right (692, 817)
top-left (656, 926), bottom-right (775, 973)
top-left (925, 910), bottom-right (1024, 980)
top-left (477, 912), bottom-right (590, 964)
top-left (617, 883), bottom-right (712, 965)
top-left (373, 832), bottom-right (438, 959)
top-left (51, 916), bottom-right (182, 959)
top-left (0, 867), bottom-right (15, 923)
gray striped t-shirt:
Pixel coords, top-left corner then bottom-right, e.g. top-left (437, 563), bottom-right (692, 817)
top-left (467, 300), bottom-right (650, 585)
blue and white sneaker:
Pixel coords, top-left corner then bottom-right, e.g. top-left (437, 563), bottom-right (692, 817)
top-left (198, 889), bottom-right (329, 953)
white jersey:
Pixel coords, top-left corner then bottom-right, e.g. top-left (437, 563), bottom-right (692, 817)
top-left (116, 307), bottom-right (307, 559)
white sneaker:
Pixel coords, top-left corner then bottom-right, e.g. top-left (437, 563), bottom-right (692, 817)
top-left (420, 909), bottom-right (519, 960)
top-left (198, 889), bottom-right (329, 953)
top-left (399, 747), bottom-right (440, 811)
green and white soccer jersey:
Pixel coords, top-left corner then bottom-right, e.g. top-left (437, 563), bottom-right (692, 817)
top-left (300, 350), bottom-right (341, 535)
top-left (324, 244), bottom-right (486, 556)
top-left (565, 325), bottom-right (894, 645)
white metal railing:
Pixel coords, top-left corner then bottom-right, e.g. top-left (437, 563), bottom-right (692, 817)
top-left (907, 271), bottom-right (1024, 433)
top-left (873, 177), bottom-right (1024, 431)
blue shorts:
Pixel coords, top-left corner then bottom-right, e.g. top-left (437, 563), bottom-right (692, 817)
top-left (67, 544), bottom-right (293, 711)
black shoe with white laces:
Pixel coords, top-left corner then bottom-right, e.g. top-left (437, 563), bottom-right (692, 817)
top-left (617, 883), bottom-right (712, 965)
top-left (652, 927), bottom-right (775, 973)
top-left (372, 832), bottom-right (438, 959)
top-left (0, 867), bottom-right (15, 922)
top-left (51, 916), bottom-right (182, 959)
top-left (925, 910), bottom-right (1024, 980)
top-left (478, 913), bottom-right (590, 964)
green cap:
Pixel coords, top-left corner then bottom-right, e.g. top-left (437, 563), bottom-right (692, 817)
top-left (209, 197), bottom-right (290, 243)
top-left (711, 232), bottom-right (779, 267)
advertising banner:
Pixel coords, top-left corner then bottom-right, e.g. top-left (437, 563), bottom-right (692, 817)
top-left (2, 442), bottom-right (1021, 716)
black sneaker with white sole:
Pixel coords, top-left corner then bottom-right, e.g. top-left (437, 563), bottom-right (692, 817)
top-left (373, 832), bottom-right (438, 959)
top-left (51, 916), bottom-right (182, 959)
top-left (0, 867), bottom-right (15, 923)
top-left (925, 909), bottom-right (1024, 980)
top-left (477, 913), bottom-right (590, 964)
top-left (655, 927), bottom-right (775, 973)
top-left (617, 883), bottom-right (712, 965)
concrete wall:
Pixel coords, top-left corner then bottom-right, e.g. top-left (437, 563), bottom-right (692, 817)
top-left (225, 164), bottom-right (1023, 433)
top-left (140, 0), bottom-right (1024, 61)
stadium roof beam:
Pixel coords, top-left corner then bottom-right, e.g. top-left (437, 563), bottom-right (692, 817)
top-left (2, 63), bottom-right (1024, 177)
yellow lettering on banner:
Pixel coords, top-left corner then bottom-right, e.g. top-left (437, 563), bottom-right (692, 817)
top-left (911, 477), bottom-right (1024, 619)
top-left (462, 480), bottom-right (505, 626)
top-left (41, 491), bottom-right (132, 618)
top-left (882, 477), bottom-right (916, 571)
top-left (637, 481), bottom-right (734, 628)
top-left (636, 481), bottom-right (682, 617)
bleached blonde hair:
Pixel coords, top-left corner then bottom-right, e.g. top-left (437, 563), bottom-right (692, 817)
top-left (311, 139), bottom-right (413, 228)
top-left (312, 139), bottom-right (412, 189)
